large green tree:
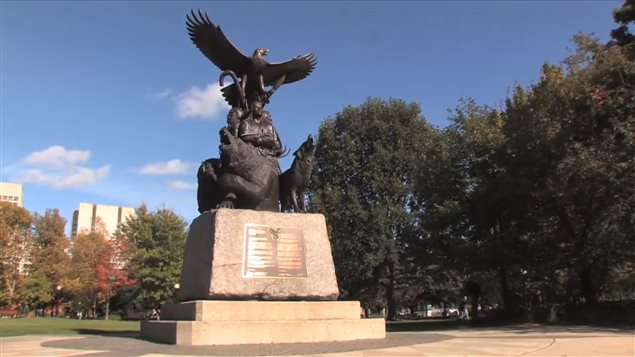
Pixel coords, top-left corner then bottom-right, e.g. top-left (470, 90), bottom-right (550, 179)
top-left (121, 205), bottom-right (187, 310)
top-left (30, 209), bottom-right (70, 311)
top-left (0, 202), bottom-right (32, 306)
top-left (18, 270), bottom-right (54, 311)
top-left (611, 0), bottom-right (634, 51)
top-left (310, 97), bottom-right (434, 319)
top-left (504, 32), bottom-right (635, 303)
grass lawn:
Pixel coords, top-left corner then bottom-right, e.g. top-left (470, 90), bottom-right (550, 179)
top-left (0, 317), bottom-right (140, 337)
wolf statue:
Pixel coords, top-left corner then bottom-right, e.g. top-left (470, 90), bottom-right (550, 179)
top-left (279, 135), bottom-right (316, 213)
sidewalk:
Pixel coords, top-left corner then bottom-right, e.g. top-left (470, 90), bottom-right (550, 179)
top-left (1, 325), bottom-right (633, 356)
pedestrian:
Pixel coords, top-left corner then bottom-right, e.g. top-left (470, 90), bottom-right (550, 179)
top-left (150, 307), bottom-right (160, 320)
top-left (458, 296), bottom-right (470, 320)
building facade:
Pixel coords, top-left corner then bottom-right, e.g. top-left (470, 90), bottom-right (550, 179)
top-left (0, 182), bottom-right (24, 207)
top-left (71, 202), bottom-right (136, 239)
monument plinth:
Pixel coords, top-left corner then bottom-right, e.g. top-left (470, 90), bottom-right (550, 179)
top-left (141, 210), bottom-right (386, 345)
top-left (141, 10), bottom-right (386, 346)
top-left (141, 300), bottom-right (385, 345)
top-left (178, 209), bottom-right (339, 301)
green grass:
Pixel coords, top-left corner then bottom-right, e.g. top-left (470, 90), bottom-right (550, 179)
top-left (0, 317), bottom-right (140, 337)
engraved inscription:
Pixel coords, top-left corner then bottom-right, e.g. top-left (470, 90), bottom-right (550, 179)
top-left (243, 224), bottom-right (307, 278)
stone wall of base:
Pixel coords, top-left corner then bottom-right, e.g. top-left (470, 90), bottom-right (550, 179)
top-left (179, 209), bottom-right (339, 301)
top-left (141, 300), bottom-right (386, 345)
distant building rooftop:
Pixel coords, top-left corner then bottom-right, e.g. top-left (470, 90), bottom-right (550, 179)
top-left (0, 182), bottom-right (24, 207)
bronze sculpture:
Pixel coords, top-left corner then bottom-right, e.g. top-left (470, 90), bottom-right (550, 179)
top-left (186, 10), bottom-right (317, 109)
top-left (279, 135), bottom-right (316, 213)
top-left (188, 10), bottom-right (317, 213)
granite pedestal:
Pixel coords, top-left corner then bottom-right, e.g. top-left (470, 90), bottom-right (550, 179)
top-left (141, 209), bottom-right (385, 345)
top-left (141, 300), bottom-right (385, 345)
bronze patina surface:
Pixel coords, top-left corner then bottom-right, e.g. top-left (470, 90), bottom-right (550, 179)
top-left (187, 10), bottom-right (317, 213)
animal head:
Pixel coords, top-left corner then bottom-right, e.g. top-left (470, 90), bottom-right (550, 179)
top-left (253, 48), bottom-right (269, 57)
top-left (293, 135), bottom-right (316, 161)
top-left (219, 128), bottom-right (247, 167)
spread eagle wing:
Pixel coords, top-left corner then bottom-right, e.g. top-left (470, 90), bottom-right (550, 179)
top-left (186, 10), bottom-right (250, 74)
top-left (262, 52), bottom-right (318, 86)
top-left (220, 84), bottom-right (242, 107)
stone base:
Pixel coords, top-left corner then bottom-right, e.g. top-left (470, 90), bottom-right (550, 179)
top-left (179, 209), bottom-right (339, 301)
top-left (141, 300), bottom-right (385, 345)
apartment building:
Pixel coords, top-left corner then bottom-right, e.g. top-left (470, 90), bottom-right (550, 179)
top-left (71, 202), bottom-right (136, 239)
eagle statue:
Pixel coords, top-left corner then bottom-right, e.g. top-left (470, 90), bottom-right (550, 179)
top-left (186, 10), bottom-right (317, 108)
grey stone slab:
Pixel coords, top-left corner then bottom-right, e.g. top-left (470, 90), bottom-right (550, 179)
top-left (179, 209), bottom-right (339, 301)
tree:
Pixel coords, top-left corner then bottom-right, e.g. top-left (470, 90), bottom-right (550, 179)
top-left (450, 100), bottom-right (534, 313)
top-left (504, 32), bottom-right (635, 303)
top-left (310, 97), bottom-right (433, 320)
top-left (410, 122), bottom-right (472, 313)
top-left (121, 205), bottom-right (187, 311)
top-left (18, 270), bottom-right (53, 312)
top-left (66, 218), bottom-right (134, 319)
top-left (610, 0), bottom-right (635, 51)
top-left (30, 209), bottom-right (70, 312)
top-left (0, 202), bottom-right (32, 306)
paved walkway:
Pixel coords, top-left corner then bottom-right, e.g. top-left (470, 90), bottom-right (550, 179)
top-left (1, 325), bottom-right (633, 356)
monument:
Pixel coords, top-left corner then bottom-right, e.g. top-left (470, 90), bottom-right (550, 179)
top-left (141, 10), bottom-right (385, 345)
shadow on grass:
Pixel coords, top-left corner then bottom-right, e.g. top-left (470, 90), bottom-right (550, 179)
top-left (74, 329), bottom-right (141, 339)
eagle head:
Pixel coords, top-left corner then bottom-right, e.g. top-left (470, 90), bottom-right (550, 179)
top-left (253, 48), bottom-right (269, 57)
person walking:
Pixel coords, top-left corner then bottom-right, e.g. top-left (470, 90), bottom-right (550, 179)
top-left (458, 296), bottom-right (470, 320)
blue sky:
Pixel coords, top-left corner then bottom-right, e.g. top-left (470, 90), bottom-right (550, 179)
top-left (1, 1), bottom-right (622, 234)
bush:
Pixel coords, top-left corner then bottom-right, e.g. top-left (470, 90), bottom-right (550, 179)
top-left (556, 300), bottom-right (635, 325)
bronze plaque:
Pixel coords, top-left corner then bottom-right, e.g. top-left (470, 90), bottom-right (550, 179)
top-left (243, 224), bottom-right (307, 278)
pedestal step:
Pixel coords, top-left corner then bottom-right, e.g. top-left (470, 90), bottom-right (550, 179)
top-left (140, 300), bottom-right (386, 345)
top-left (141, 318), bottom-right (386, 345)
top-left (161, 300), bottom-right (361, 321)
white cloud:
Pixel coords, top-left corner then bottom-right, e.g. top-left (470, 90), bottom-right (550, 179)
top-left (138, 159), bottom-right (191, 175)
top-left (19, 169), bottom-right (51, 185)
top-left (13, 146), bottom-right (110, 189)
top-left (156, 89), bottom-right (172, 98)
top-left (168, 180), bottom-right (197, 190)
top-left (174, 82), bottom-right (229, 120)
top-left (55, 165), bottom-right (111, 188)
top-left (16, 158), bottom-right (111, 189)
top-left (22, 145), bottom-right (90, 168)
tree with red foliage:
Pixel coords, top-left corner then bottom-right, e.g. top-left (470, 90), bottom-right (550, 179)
top-left (68, 219), bottom-right (136, 319)
top-left (95, 230), bottom-right (136, 320)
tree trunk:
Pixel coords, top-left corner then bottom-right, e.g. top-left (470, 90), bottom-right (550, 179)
top-left (385, 265), bottom-right (397, 321)
top-left (579, 266), bottom-right (598, 303)
top-left (7, 280), bottom-right (16, 306)
top-left (498, 266), bottom-right (512, 313)
top-left (105, 294), bottom-right (110, 320)
top-left (470, 293), bottom-right (479, 320)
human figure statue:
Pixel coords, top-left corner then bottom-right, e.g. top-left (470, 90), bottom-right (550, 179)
top-left (238, 100), bottom-right (283, 161)
top-left (226, 107), bottom-right (244, 137)
top-left (196, 100), bottom-right (283, 212)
